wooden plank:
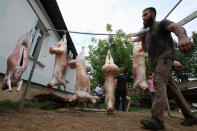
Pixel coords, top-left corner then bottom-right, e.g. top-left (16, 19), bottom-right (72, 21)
top-left (57, 108), bottom-right (106, 113)
top-left (29, 55), bottom-right (45, 67)
top-left (57, 108), bottom-right (81, 113)
top-left (48, 90), bottom-right (89, 102)
top-left (49, 91), bottom-right (70, 100)
top-left (190, 105), bottom-right (197, 110)
top-left (37, 88), bottom-right (92, 103)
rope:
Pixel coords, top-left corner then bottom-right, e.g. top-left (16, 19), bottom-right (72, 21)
top-left (48, 28), bottom-right (117, 36)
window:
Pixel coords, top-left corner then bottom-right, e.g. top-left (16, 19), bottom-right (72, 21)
top-left (30, 21), bottom-right (44, 58)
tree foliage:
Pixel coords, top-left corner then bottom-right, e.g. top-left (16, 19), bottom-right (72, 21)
top-left (172, 32), bottom-right (197, 82)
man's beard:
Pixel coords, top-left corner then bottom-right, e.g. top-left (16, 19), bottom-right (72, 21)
top-left (143, 16), bottom-right (154, 28)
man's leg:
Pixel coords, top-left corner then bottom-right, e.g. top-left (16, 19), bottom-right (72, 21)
top-left (95, 93), bottom-right (101, 108)
top-left (141, 58), bottom-right (173, 130)
top-left (167, 76), bottom-right (197, 126)
top-left (151, 58), bottom-right (172, 122)
top-left (97, 94), bottom-right (102, 108)
top-left (150, 92), bottom-right (155, 106)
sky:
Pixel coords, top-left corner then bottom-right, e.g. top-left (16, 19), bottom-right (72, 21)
top-left (57, 0), bottom-right (197, 55)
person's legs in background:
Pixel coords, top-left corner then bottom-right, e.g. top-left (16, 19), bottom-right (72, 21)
top-left (120, 90), bottom-right (126, 111)
top-left (95, 93), bottom-right (102, 108)
top-left (150, 92), bottom-right (155, 107)
top-left (115, 89), bottom-right (120, 110)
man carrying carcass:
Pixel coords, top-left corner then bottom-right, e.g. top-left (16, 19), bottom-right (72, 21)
top-left (133, 7), bottom-right (196, 130)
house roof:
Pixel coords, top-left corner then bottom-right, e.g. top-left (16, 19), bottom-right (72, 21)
top-left (40, 0), bottom-right (77, 58)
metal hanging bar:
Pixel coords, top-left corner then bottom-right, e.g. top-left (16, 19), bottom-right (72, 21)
top-left (48, 28), bottom-right (117, 36)
top-left (164, 0), bottom-right (183, 19)
top-left (177, 10), bottom-right (197, 26)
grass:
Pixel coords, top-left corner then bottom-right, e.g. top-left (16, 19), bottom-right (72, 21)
top-left (89, 103), bottom-right (180, 114)
top-left (24, 100), bottom-right (54, 111)
top-left (0, 100), bottom-right (19, 113)
top-left (0, 99), bottom-right (54, 113)
top-left (0, 100), bottom-right (195, 115)
top-left (128, 107), bottom-right (151, 113)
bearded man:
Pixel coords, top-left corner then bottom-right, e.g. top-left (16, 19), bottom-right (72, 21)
top-left (138, 7), bottom-right (196, 130)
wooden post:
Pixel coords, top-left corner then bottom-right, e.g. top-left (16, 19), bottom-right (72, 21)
top-left (18, 32), bottom-right (47, 112)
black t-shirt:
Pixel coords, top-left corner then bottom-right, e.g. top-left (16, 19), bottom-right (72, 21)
top-left (116, 75), bottom-right (127, 90)
top-left (144, 19), bottom-right (176, 67)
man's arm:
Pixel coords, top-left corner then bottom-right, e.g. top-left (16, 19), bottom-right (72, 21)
top-left (167, 23), bottom-right (194, 54)
top-left (125, 36), bottom-right (143, 44)
top-left (126, 28), bottom-right (148, 37)
top-left (140, 38), bottom-right (146, 52)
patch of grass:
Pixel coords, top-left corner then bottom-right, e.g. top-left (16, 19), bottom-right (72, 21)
top-left (170, 109), bottom-right (181, 114)
top-left (0, 99), bottom-right (55, 113)
top-left (128, 107), bottom-right (182, 114)
top-left (0, 100), bottom-right (19, 113)
top-left (24, 100), bottom-right (55, 111)
top-left (128, 107), bottom-right (150, 113)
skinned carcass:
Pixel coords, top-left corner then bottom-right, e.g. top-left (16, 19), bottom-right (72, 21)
top-left (126, 29), bottom-right (182, 90)
top-left (68, 47), bottom-right (98, 103)
top-left (132, 42), bottom-right (148, 90)
top-left (1, 30), bottom-right (32, 92)
top-left (102, 50), bottom-right (119, 113)
top-left (126, 30), bottom-right (148, 90)
top-left (47, 35), bottom-right (67, 91)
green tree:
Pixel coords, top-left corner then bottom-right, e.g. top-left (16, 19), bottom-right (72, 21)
top-left (86, 24), bottom-right (133, 89)
top-left (172, 32), bottom-right (197, 82)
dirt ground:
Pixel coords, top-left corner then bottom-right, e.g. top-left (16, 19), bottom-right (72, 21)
top-left (0, 108), bottom-right (196, 131)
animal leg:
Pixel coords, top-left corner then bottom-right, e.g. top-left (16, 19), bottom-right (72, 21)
top-left (60, 79), bottom-right (66, 91)
top-left (47, 76), bottom-right (57, 88)
top-left (7, 77), bottom-right (12, 92)
top-left (16, 80), bottom-right (23, 92)
top-left (68, 94), bottom-right (78, 102)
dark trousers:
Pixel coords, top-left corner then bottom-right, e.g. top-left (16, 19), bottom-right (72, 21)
top-left (95, 93), bottom-right (103, 108)
top-left (115, 89), bottom-right (126, 111)
top-left (150, 92), bottom-right (155, 106)
top-left (151, 58), bottom-right (194, 122)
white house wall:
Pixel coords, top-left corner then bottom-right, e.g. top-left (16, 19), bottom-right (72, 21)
top-left (0, 0), bottom-right (76, 93)
top-left (0, 0), bottom-right (36, 57)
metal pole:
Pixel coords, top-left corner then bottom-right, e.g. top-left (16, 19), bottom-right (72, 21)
top-left (164, 0), bottom-right (183, 19)
top-left (19, 32), bottom-right (46, 112)
top-left (18, 58), bottom-right (37, 112)
top-left (177, 10), bottom-right (197, 26)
